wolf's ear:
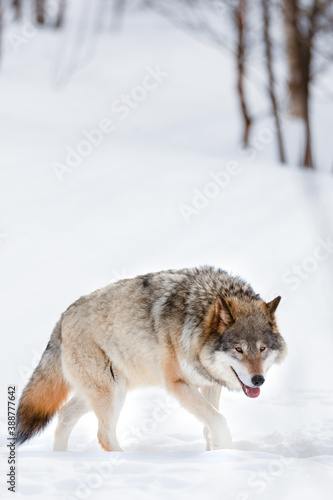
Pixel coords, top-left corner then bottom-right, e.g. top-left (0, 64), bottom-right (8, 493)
top-left (214, 296), bottom-right (234, 330)
top-left (265, 296), bottom-right (281, 317)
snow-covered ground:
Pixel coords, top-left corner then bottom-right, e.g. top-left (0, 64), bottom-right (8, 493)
top-left (1, 3), bottom-right (333, 499)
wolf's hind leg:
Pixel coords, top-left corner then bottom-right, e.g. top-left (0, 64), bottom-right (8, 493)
top-left (88, 373), bottom-right (127, 452)
top-left (53, 395), bottom-right (90, 451)
top-left (201, 385), bottom-right (222, 451)
top-left (62, 340), bottom-right (127, 451)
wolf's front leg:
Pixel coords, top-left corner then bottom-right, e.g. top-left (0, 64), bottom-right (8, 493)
top-left (205, 415), bottom-right (232, 451)
top-left (200, 385), bottom-right (231, 451)
top-left (167, 380), bottom-right (232, 450)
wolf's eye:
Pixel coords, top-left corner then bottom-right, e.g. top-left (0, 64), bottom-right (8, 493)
top-left (260, 346), bottom-right (266, 352)
top-left (235, 347), bottom-right (243, 354)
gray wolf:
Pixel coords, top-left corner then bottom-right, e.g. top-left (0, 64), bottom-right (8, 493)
top-left (16, 266), bottom-right (287, 451)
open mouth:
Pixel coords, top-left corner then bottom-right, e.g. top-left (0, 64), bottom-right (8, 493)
top-left (231, 367), bottom-right (260, 398)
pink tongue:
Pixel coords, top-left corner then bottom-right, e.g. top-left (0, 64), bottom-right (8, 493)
top-left (244, 385), bottom-right (260, 398)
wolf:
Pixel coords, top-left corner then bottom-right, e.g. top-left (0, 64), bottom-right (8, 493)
top-left (16, 266), bottom-right (287, 451)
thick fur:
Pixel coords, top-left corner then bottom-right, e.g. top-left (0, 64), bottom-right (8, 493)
top-left (15, 266), bottom-right (287, 451)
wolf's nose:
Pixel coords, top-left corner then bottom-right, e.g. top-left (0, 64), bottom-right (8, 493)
top-left (252, 375), bottom-right (265, 386)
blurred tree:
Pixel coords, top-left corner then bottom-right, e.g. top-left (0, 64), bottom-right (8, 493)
top-left (111, 0), bottom-right (127, 31)
top-left (282, 0), bottom-right (314, 167)
top-left (146, 0), bottom-right (333, 169)
top-left (281, 0), bottom-right (333, 168)
top-left (234, 0), bottom-right (252, 147)
top-left (36, 0), bottom-right (46, 25)
top-left (1, 0), bottom-right (332, 171)
top-left (12, 0), bottom-right (22, 21)
top-left (262, 0), bottom-right (286, 163)
top-left (145, 0), bottom-right (253, 146)
top-left (55, 0), bottom-right (66, 29)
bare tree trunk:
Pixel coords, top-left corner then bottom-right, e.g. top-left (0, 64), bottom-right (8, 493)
top-left (283, 0), bottom-right (304, 117)
top-left (234, 0), bottom-right (252, 147)
top-left (55, 0), bottom-right (66, 28)
top-left (36, 0), bottom-right (46, 25)
top-left (298, 38), bottom-right (312, 168)
top-left (262, 0), bottom-right (286, 163)
top-left (282, 0), bottom-right (314, 168)
top-left (111, 0), bottom-right (126, 31)
top-left (303, 104), bottom-right (313, 168)
top-left (12, 0), bottom-right (22, 21)
top-left (300, 2), bottom-right (319, 169)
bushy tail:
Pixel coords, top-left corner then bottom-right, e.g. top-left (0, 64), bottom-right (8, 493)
top-left (15, 318), bottom-right (70, 445)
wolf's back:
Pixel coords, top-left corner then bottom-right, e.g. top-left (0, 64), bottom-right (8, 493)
top-left (15, 318), bottom-right (70, 445)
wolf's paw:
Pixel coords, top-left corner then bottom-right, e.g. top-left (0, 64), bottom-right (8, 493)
top-left (210, 439), bottom-right (232, 450)
top-left (210, 428), bottom-right (232, 450)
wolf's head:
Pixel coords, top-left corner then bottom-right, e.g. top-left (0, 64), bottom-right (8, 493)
top-left (200, 295), bottom-right (287, 397)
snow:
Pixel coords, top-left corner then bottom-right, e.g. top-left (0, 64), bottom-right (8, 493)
top-left (1, 3), bottom-right (333, 499)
